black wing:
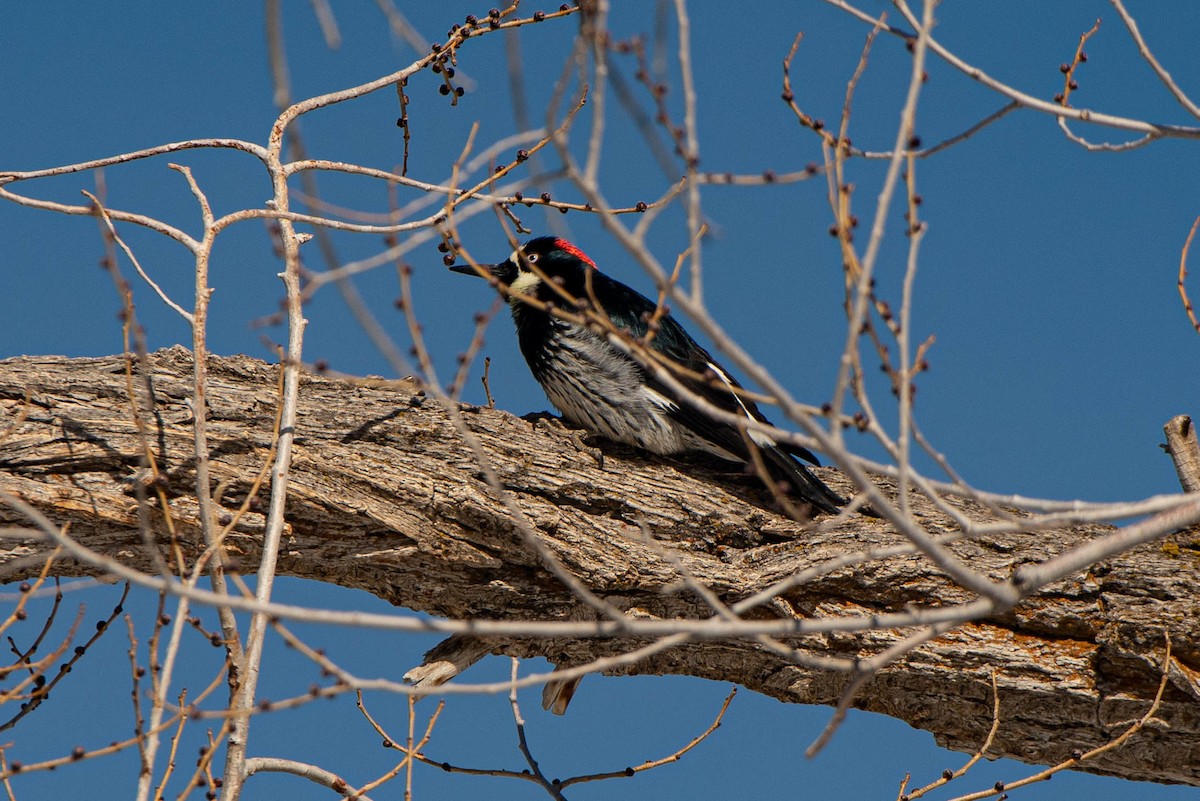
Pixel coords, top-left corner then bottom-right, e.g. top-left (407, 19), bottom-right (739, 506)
top-left (585, 271), bottom-right (843, 513)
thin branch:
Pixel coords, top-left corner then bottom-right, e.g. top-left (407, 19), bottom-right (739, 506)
top-left (1110, 0), bottom-right (1200, 120)
top-left (1178, 215), bottom-right (1200, 335)
top-left (558, 686), bottom-right (736, 788)
top-left (244, 757), bottom-right (372, 800)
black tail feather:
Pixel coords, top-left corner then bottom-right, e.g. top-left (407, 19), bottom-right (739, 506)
top-left (762, 445), bottom-right (846, 516)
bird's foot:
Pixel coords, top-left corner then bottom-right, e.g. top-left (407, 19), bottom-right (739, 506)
top-left (527, 413), bottom-right (605, 469)
top-left (567, 430), bottom-right (605, 469)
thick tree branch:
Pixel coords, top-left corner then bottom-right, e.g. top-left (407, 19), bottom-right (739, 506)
top-left (0, 349), bottom-right (1197, 785)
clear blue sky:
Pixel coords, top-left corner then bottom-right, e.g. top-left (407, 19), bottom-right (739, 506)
top-left (3, 3), bottom-right (1198, 799)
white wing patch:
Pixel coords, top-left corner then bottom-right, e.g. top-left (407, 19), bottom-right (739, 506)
top-left (642, 386), bottom-right (679, 412)
top-left (707, 361), bottom-right (775, 447)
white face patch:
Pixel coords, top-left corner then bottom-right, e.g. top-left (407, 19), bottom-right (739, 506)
top-left (506, 249), bottom-right (541, 296)
top-left (508, 267), bottom-right (541, 296)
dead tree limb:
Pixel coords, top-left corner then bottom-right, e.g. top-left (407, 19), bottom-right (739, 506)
top-left (0, 348), bottom-right (1197, 785)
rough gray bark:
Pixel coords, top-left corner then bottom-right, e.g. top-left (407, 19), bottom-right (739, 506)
top-left (0, 348), bottom-right (1197, 785)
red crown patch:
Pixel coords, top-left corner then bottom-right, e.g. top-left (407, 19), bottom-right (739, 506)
top-left (554, 238), bottom-right (596, 270)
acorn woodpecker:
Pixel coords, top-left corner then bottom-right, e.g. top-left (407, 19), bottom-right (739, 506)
top-left (450, 236), bottom-right (846, 515)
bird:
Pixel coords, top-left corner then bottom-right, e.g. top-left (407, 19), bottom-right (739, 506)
top-left (449, 236), bottom-right (846, 516)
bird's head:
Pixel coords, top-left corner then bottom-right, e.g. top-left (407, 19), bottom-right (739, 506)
top-left (449, 236), bottom-right (596, 300)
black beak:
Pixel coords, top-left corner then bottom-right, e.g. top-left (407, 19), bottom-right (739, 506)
top-left (448, 262), bottom-right (495, 277)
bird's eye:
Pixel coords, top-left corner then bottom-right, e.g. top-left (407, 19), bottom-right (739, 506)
top-left (525, 252), bottom-right (539, 264)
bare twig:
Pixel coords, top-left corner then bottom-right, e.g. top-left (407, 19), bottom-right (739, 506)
top-left (1178, 215), bottom-right (1200, 335)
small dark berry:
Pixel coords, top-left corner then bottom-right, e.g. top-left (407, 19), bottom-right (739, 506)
top-left (1060, 63), bottom-right (1070, 74)
top-left (635, 201), bottom-right (648, 212)
top-left (443, 254), bottom-right (456, 266)
top-left (534, 11), bottom-right (546, 21)
top-left (516, 149), bottom-right (529, 161)
top-left (438, 85), bottom-right (450, 95)
top-left (540, 192), bottom-right (552, 203)
top-left (465, 14), bottom-right (477, 24)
